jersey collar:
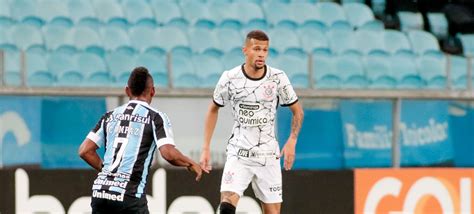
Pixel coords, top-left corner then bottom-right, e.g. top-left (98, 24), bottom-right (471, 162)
top-left (129, 99), bottom-right (150, 107)
top-left (241, 64), bottom-right (267, 81)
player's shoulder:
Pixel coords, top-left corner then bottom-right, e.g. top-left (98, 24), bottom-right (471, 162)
top-left (266, 65), bottom-right (287, 77)
top-left (225, 65), bottom-right (243, 76)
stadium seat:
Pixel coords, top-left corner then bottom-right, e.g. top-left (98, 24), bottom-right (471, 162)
top-left (70, 26), bottom-right (104, 56)
top-left (326, 28), bottom-right (360, 56)
top-left (10, 0), bottom-right (44, 27)
top-left (314, 2), bottom-right (350, 30)
top-left (37, 0), bottom-right (73, 27)
top-left (235, 2), bottom-right (267, 30)
top-left (215, 28), bottom-right (243, 54)
top-left (417, 54), bottom-right (447, 89)
top-left (0, 0), bottom-right (14, 28)
top-left (4, 50), bottom-right (21, 86)
top-left (390, 54), bottom-right (424, 89)
top-left (407, 30), bottom-right (442, 56)
top-left (157, 26), bottom-right (191, 57)
top-left (67, 0), bottom-right (100, 29)
top-left (398, 11), bottom-right (424, 32)
top-left (263, 2), bottom-right (297, 30)
top-left (364, 54), bottom-right (396, 88)
top-left (427, 13), bottom-right (448, 39)
top-left (187, 28), bottom-right (223, 57)
top-left (106, 51), bottom-right (136, 87)
top-left (91, 0), bottom-right (128, 28)
top-left (297, 27), bottom-right (330, 55)
top-left (221, 49), bottom-right (243, 71)
top-left (343, 3), bottom-right (383, 31)
top-left (76, 52), bottom-right (112, 86)
top-left (150, 0), bottom-right (187, 29)
top-left (171, 55), bottom-right (200, 88)
top-left (209, 2), bottom-right (241, 30)
top-left (179, 1), bottom-right (216, 29)
top-left (192, 54), bottom-right (223, 88)
top-left (129, 26), bottom-right (163, 55)
top-left (458, 34), bottom-right (474, 57)
top-left (274, 53), bottom-right (310, 88)
top-left (268, 27), bottom-right (304, 57)
top-left (26, 51), bottom-right (54, 86)
top-left (7, 24), bottom-right (45, 53)
top-left (354, 29), bottom-right (387, 55)
top-left (450, 55), bottom-right (470, 89)
top-left (371, 0), bottom-right (386, 16)
top-left (312, 52), bottom-right (340, 88)
top-left (0, 26), bottom-right (16, 51)
top-left (121, 0), bottom-right (156, 27)
top-left (99, 25), bottom-right (134, 54)
top-left (42, 25), bottom-right (75, 54)
top-left (135, 52), bottom-right (168, 87)
top-left (383, 29), bottom-right (413, 55)
top-left (291, 2), bottom-right (323, 30)
top-left (47, 51), bottom-right (82, 86)
top-left (335, 54), bottom-right (368, 88)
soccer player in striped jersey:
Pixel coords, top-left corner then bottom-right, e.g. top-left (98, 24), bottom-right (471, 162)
top-left (200, 30), bottom-right (304, 214)
top-left (79, 67), bottom-right (205, 213)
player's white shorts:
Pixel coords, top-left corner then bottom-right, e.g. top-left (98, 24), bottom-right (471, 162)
top-left (220, 156), bottom-right (283, 203)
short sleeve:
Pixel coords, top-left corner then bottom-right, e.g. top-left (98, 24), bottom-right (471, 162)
top-left (86, 112), bottom-right (110, 148)
top-left (277, 71), bottom-right (298, 106)
top-left (153, 112), bottom-right (175, 148)
top-left (212, 71), bottom-right (230, 107)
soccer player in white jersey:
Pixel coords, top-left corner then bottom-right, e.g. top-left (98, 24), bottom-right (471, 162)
top-left (200, 30), bottom-right (304, 214)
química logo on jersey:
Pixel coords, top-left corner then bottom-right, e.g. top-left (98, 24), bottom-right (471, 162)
top-left (237, 103), bottom-right (269, 127)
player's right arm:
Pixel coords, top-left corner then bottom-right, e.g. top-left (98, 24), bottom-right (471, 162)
top-left (200, 102), bottom-right (220, 172)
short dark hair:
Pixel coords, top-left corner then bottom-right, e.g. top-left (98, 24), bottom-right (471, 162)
top-left (127, 67), bottom-right (153, 96)
top-left (245, 30), bottom-right (269, 42)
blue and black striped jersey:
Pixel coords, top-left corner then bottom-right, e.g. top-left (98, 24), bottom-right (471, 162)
top-left (87, 100), bottom-right (174, 200)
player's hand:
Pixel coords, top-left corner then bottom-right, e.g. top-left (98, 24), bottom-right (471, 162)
top-left (281, 138), bottom-right (296, 171)
top-left (199, 149), bottom-right (212, 173)
top-left (187, 162), bottom-right (205, 181)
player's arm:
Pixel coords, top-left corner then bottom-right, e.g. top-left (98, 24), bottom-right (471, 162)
top-left (159, 144), bottom-right (205, 181)
top-left (281, 101), bottom-right (304, 171)
top-left (78, 138), bottom-right (102, 172)
top-left (200, 102), bottom-right (220, 171)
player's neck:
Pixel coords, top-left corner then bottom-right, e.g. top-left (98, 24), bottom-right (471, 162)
top-left (243, 64), bottom-right (265, 80)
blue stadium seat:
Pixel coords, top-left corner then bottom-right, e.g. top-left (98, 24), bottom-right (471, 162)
top-left (193, 54), bottom-right (223, 88)
top-left (364, 54), bottom-right (396, 88)
top-left (343, 3), bottom-right (383, 31)
top-left (390, 54), bottom-right (424, 89)
top-left (297, 27), bottom-right (330, 55)
top-left (235, 2), bottom-right (267, 30)
top-left (268, 27), bottom-right (304, 57)
top-left (417, 54), bottom-right (447, 89)
top-left (398, 11), bottom-right (423, 32)
top-left (263, 2), bottom-right (297, 30)
top-left (407, 30), bottom-right (442, 56)
top-left (7, 24), bottom-right (45, 53)
top-left (47, 51), bottom-right (82, 86)
top-left (274, 53), bottom-right (310, 88)
top-left (383, 29), bottom-right (413, 55)
top-left (26, 51), bottom-right (54, 86)
top-left (179, 1), bottom-right (216, 29)
top-left (0, 0), bottom-right (14, 28)
top-left (172, 55), bottom-right (200, 88)
top-left (129, 26), bottom-right (162, 55)
top-left (106, 51), bottom-right (136, 87)
top-left (135, 52), bottom-right (168, 87)
top-left (0, 26), bottom-right (16, 51)
top-left (458, 34), bottom-right (474, 57)
top-left (4, 50), bottom-right (21, 86)
top-left (209, 2), bottom-right (241, 30)
top-left (99, 25), bottom-right (134, 54)
top-left (335, 54), bottom-right (368, 88)
top-left (76, 52), bottom-right (112, 86)
top-left (10, 0), bottom-right (44, 27)
top-left (91, 0), bottom-right (128, 28)
top-left (221, 49), bottom-right (243, 70)
top-left (450, 55), bottom-right (469, 89)
top-left (150, 0), bottom-right (187, 29)
top-left (187, 28), bottom-right (222, 57)
top-left (121, 0), bottom-right (156, 27)
top-left (314, 2), bottom-right (351, 30)
top-left (215, 28), bottom-right (243, 54)
top-left (67, 0), bottom-right (100, 29)
top-left (354, 29), bottom-right (387, 55)
top-left (312, 52), bottom-right (340, 88)
top-left (326, 28), bottom-right (359, 56)
top-left (427, 13), bottom-right (448, 39)
top-left (157, 26), bottom-right (191, 57)
top-left (42, 25), bottom-right (75, 54)
top-left (371, 0), bottom-right (386, 16)
top-left (37, 0), bottom-right (73, 27)
top-left (292, 3), bottom-right (325, 31)
top-left (70, 26), bottom-right (104, 56)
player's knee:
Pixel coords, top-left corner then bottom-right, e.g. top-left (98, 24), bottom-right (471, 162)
top-left (219, 202), bottom-right (236, 214)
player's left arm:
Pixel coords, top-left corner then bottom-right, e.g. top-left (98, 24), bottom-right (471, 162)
top-left (281, 101), bottom-right (304, 171)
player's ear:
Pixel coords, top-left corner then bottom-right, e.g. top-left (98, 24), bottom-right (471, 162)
top-left (150, 86), bottom-right (155, 97)
top-left (125, 86), bottom-right (132, 98)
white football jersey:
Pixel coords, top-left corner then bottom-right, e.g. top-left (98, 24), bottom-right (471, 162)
top-left (213, 64), bottom-right (298, 166)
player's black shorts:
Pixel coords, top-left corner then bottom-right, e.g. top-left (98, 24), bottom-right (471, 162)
top-left (91, 194), bottom-right (149, 214)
